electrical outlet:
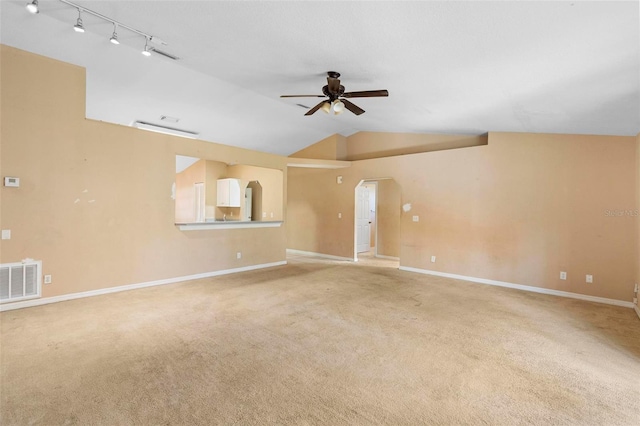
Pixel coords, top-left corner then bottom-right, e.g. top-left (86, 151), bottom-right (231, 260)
top-left (560, 271), bottom-right (567, 280)
top-left (412, 216), bottom-right (419, 222)
top-left (586, 274), bottom-right (593, 283)
top-left (44, 275), bottom-right (52, 284)
top-left (262, 212), bottom-right (267, 218)
top-left (236, 252), bottom-right (242, 259)
top-left (338, 213), bottom-right (342, 219)
top-left (431, 256), bottom-right (436, 263)
top-left (270, 212), bottom-right (274, 218)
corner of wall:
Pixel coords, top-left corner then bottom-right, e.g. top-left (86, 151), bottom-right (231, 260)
top-left (288, 134), bottom-right (339, 160)
top-left (636, 133), bottom-right (640, 309)
top-left (335, 134), bottom-right (348, 160)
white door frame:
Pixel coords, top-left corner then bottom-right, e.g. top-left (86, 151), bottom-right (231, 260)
top-left (354, 180), bottom-right (378, 261)
top-left (194, 182), bottom-right (205, 223)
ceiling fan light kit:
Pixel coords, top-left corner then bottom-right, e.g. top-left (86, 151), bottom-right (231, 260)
top-left (332, 100), bottom-right (345, 114)
top-left (281, 71), bottom-right (388, 117)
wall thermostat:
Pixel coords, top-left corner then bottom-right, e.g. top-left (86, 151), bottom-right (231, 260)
top-left (4, 177), bottom-right (19, 187)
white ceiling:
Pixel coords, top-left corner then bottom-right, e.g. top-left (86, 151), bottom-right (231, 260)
top-left (1, 1), bottom-right (638, 156)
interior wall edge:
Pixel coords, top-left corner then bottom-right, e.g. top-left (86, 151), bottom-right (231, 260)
top-left (0, 261), bottom-right (287, 312)
top-left (286, 249), bottom-right (353, 262)
top-left (399, 266), bottom-right (635, 309)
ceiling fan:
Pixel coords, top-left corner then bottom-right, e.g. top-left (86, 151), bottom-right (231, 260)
top-left (280, 71), bottom-right (389, 116)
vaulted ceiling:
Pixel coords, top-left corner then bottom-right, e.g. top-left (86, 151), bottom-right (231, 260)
top-left (2, 0), bottom-right (638, 155)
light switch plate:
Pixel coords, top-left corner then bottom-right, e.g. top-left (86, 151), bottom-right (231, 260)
top-left (1, 230), bottom-right (10, 240)
top-left (412, 216), bottom-right (419, 222)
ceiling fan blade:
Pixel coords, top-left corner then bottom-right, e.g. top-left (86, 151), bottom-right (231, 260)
top-left (341, 99), bottom-right (365, 115)
top-left (280, 95), bottom-right (326, 98)
top-left (342, 90), bottom-right (389, 98)
top-left (305, 100), bottom-right (329, 116)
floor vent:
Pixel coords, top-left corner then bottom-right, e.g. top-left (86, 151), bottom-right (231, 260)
top-left (0, 261), bottom-right (41, 303)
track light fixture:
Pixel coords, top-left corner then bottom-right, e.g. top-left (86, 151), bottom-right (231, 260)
top-left (110, 23), bottom-right (119, 45)
top-left (26, 0), bottom-right (39, 14)
top-left (30, 0), bottom-right (172, 56)
top-left (142, 38), bottom-right (152, 56)
top-left (73, 9), bottom-right (85, 33)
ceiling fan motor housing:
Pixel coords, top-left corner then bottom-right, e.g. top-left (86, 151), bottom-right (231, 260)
top-left (322, 85), bottom-right (346, 101)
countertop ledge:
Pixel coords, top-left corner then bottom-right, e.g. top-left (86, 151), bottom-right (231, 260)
top-left (176, 221), bottom-right (283, 231)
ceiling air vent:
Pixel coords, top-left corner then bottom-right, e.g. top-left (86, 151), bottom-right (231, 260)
top-left (150, 48), bottom-right (180, 61)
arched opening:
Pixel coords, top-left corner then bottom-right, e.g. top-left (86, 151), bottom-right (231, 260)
top-left (245, 181), bottom-right (263, 221)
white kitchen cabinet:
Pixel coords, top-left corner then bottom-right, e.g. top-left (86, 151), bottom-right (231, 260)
top-left (217, 178), bottom-right (242, 207)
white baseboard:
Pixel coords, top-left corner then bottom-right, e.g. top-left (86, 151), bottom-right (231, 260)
top-left (635, 305), bottom-right (640, 320)
top-left (286, 249), bottom-right (353, 262)
top-left (0, 261), bottom-right (287, 312)
top-left (399, 266), bottom-right (635, 309)
top-left (375, 254), bottom-right (400, 261)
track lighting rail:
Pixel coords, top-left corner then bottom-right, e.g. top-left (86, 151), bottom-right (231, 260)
top-left (58, 0), bottom-right (157, 42)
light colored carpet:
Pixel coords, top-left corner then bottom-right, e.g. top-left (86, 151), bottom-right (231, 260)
top-left (1, 257), bottom-right (639, 425)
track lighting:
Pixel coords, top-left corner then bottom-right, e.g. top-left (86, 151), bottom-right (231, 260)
top-left (73, 9), bottom-right (85, 33)
top-left (26, 0), bottom-right (38, 14)
top-left (110, 24), bottom-right (119, 44)
top-left (142, 38), bottom-right (151, 56)
top-left (28, 0), bottom-right (174, 61)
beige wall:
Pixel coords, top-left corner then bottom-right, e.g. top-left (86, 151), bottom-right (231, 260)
top-left (288, 132), bottom-right (638, 302)
top-left (346, 132), bottom-right (488, 161)
top-left (376, 179), bottom-right (401, 258)
top-left (290, 131), bottom-right (487, 162)
top-left (289, 133), bottom-right (347, 160)
top-left (0, 46), bottom-right (287, 300)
